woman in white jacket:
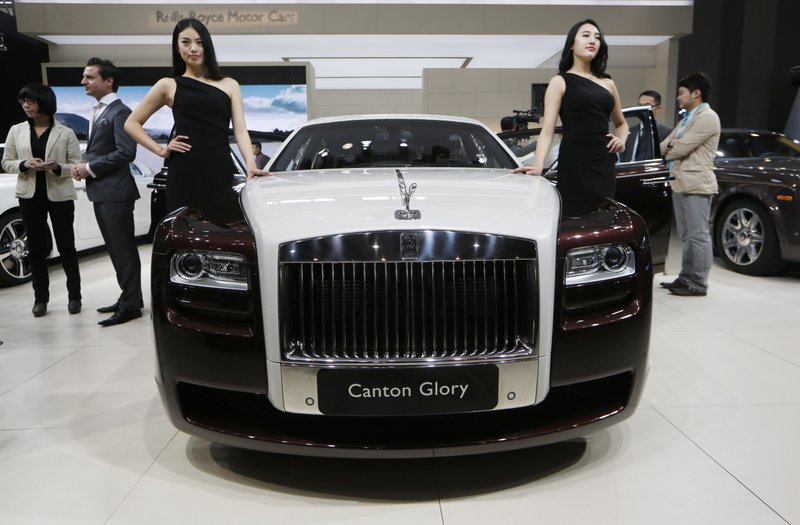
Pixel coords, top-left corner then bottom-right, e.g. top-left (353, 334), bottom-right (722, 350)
top-left (2, 83), bottom-right (82, 317)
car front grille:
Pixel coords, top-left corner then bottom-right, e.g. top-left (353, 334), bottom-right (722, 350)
top-left (278, 231), bottom-right (537, 364)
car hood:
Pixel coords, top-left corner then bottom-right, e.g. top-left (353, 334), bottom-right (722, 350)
top-left (240, 168), bottom-right (561, 243)
top-left (0, 174), bottom-right (19, 208)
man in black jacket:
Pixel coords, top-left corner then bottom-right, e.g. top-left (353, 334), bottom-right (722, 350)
top-left (71, 58), bottom-right (143, 326)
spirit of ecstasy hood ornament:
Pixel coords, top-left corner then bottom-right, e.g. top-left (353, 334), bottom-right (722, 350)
top-left (394, 169), bottom-right (421, 220)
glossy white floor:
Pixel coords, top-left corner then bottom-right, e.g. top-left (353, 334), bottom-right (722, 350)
top-left (1, 244), bottom-right (799, 525)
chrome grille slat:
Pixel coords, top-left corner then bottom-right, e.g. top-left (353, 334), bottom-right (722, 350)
top-left (430, 262), bottom-right (436, 357)
top-left (492, 261), bottom-right (500, 348)
top-left (408, 262), bottom-right (415, 359)
top-left (451, 262), bottom-right (457, 356)
top-left (502, 260), bottom-right (509, 348)
top-left (482, 261), bottom-right (492, 352)
top-left (279, 232), bottom-right (536, 364)
top-left (362, 262), bottom-right (368, 360)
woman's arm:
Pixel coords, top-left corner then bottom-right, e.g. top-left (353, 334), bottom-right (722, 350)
top-left (124, 77), bottom-right (176, 158)
top-left (54, 129), bottom-right (82, 177)
top-left (606, 80), bottom-right (629, 153)
top-left (227, 79), bottom-right (268, 180)
top-left (513, 75), bottom-right (565, 175)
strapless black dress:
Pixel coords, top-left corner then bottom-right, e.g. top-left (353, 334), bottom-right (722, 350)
top-left (556, 72), bottom-right (617, 198)
top-left (167, 76), bottom-right (236, 213)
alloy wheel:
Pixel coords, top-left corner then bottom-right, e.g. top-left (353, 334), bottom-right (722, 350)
top-left (720, 206), bottom-right (764, 266)
top-left (0, 215), bottom-right (32, 285)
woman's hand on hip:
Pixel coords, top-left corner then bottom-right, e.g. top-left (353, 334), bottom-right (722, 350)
top-left (606, 133), bottom-right (625, 153)
top-left (160, 135), bottom-right (191, 158)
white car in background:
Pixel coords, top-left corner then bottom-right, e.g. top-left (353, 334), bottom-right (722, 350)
top-left (0, 143), bottom-right (155, 287)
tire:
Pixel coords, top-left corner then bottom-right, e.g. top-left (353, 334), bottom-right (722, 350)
top-left (0, 211), bottom-right (33, 287)
top-left (715, 199), bottom-right (783, 275)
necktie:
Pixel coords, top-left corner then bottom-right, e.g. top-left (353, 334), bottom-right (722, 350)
top-left (88, 103), bottom-right (103, 139)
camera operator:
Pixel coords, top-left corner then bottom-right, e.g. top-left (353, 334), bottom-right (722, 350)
top-left (499, 114), bottom-right (536, 156)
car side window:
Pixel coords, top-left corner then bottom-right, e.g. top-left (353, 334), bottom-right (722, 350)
top-left (617, 112), bottom-right (655, 163)
top-left (749, 135), bottom-right (800, 158)
top-left (717, 134), bottom-right (749, 158)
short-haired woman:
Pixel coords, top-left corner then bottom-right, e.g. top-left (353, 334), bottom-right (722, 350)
top-left (1, 83), bottom-right (82, 317)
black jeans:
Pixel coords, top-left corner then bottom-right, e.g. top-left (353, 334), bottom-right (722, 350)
top-left (18, 190), bottom-right (81, 303)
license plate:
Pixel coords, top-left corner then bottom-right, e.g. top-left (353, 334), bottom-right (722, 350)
top-left (317, 365), bottom-right (498, 416)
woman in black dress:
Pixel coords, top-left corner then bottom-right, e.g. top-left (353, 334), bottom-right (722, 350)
top-left (514, 19), bottom-right (628, 199)
top-left (124, 18), bottom-right (269, 213)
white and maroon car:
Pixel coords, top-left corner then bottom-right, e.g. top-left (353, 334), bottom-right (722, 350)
top-left (151, 115), bottom-right (653, 458)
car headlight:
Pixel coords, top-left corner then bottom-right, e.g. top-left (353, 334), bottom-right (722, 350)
top-left (565, 244), bottom-right (635, 285)
top-left (169, 251), bottom-right (249, 291)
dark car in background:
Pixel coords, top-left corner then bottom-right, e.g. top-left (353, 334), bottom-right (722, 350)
top-left (499, 108), bottom-right (800, 275)
top-left (712, 130), bottom-right (800, 274)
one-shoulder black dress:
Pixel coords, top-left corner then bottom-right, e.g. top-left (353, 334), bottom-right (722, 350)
top-left (167, 76), bottom-right (236, 212)
top-left (556, 72), bottom-right (617, 198)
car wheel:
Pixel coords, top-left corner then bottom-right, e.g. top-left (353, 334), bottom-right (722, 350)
top-left (0, 211), bottom-right (32, 287)
top-left (715, 199), bottom-right (782, 275)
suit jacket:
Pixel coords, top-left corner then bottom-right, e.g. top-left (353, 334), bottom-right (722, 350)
top-left (84, 99), bottom-right (139, 202)
top-left (660, 103), bottom-right (720, 194)
top-left (2, 120), bottom-right (82, 201)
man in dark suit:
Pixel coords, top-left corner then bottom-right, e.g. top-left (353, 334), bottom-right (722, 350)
top-left (624, 90), bottom-right (674, 162)
top-left (71, 57), bottom-right (143, 326)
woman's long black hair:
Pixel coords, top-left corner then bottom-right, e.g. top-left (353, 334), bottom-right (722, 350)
top-left (558, 19), bottom-right (610, 79)
top-left (171, 18), bottom-right (223, 80)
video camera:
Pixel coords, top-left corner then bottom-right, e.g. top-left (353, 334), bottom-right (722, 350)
top-left (512, 109), bottom-right (541, 131)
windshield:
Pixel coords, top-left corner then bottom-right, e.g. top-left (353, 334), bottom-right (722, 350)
top-left (717, 133), bottom-right (800, 159)
top-left (271, 119), bottom-right (517, 171)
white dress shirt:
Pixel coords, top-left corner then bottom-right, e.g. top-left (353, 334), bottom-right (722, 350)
top-left (86, 93), bottom-right (120, 178)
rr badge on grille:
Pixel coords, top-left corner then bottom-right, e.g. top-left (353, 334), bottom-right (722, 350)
top-left (400, 232), bottom-right (419, 260)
